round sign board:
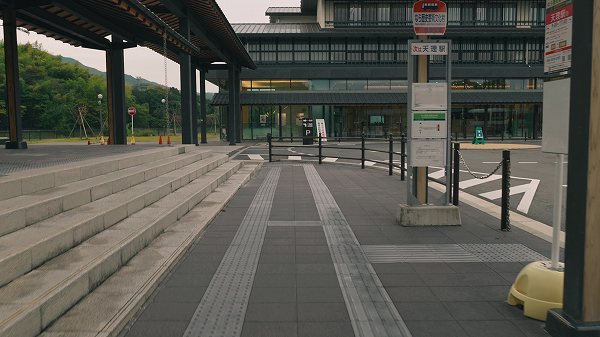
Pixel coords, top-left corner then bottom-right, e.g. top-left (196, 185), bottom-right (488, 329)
top-left (413, 0), bottom-right (447, 36)
top-left (128, 107), bottom-right (137, 116)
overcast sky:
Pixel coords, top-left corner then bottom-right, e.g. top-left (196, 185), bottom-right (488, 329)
top-left (0, 0), bottom-right (299, 92)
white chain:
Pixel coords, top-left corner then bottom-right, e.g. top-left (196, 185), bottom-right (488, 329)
top-left (163, 30), bottom-right (170, 135)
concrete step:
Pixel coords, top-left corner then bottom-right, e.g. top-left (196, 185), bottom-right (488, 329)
top-left (0, 149), bottom-right (213, 237)
top-left (0, 160), bottom-right (246, 337)
top-left (40, 162), bottom-right (262, 337)
top-left (0, 146), bottom-right (194, 202)
top-left (0, 153), bottom-right (229, 288)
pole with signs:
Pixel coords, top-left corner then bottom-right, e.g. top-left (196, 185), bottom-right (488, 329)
top-left (128, 106), bottom-right (136, 145)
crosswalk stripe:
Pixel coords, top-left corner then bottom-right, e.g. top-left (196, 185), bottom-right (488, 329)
top-left (459, 174), bottom-right (502, 189)
top-left (247, 154), bottom-right (264, 161)
top-left (428, 169), bottom-right (446, 179)
top-left (479, 179), bottom-right (540, 213)
top-left (288, 156), bottom-right (302, 161)
top-left (322, 157), bottom-right (338, 163)
top-left (364, 161), bottom-right (376, 167)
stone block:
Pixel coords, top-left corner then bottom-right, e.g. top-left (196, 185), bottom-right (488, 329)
top-left (0, 250), bottom-right (32, 287)
top-left (396, 204), bottom-right (461, 226)
top-left (62, 189), bottom-right (91, 211)
top-left (54, 168), bottom-right (81, 187)
top-left (40, 276), bottom-right (89, 328)
top-left (0, 209), bottom-right (26, 236)
top-left (0, 180), bottom-right (22, 201)
top-left (22, 173), bottom-right (55, 195)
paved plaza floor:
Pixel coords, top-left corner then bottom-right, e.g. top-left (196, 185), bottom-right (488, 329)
top-left (119, 162), bottom-right (552, 337)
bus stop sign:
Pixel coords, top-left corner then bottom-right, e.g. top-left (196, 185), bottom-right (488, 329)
top-left (413, 0), bottom-right (447, 36)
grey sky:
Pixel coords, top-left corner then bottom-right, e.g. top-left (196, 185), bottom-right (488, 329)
top-left (1, 0), bottom-right (299, 92)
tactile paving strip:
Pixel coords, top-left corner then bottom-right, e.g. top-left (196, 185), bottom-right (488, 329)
top-left (303, 164), bottom-right (412, 337)
top-left (363, 244), bottom-right (548, 263)
top-left (183, 167), bottom-right (281, 337)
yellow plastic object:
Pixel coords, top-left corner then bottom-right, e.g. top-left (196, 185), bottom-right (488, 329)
top-left (507, 261), bottom-right (564, 321)
top-left (130, 136), bottom-right (136, 145)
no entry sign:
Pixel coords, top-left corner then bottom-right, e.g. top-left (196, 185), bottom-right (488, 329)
top-left (413, 0), bottom-right (447, 36)
top-left (128, 107), bottom-right (137, 116)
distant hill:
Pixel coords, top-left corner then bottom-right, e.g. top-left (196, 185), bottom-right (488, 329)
top-left (60, 56), bottom-right (164, 88)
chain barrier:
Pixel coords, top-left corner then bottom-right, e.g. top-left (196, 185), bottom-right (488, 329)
top-left (457, 150), bottom-right (503, 180)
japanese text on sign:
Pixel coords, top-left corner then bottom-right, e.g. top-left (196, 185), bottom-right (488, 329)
top-left (544, 1), bottom-right (572, 73)
top-left (411, 42), bottom-right (448, 55)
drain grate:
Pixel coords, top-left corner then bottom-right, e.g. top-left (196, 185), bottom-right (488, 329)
top-left (363, 244), bottom-right (548, 263)
top-left (183, 167), bottom-right (281, 337)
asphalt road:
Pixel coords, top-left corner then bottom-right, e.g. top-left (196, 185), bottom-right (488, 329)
top-left (233, 141), bottom-right (566, 228)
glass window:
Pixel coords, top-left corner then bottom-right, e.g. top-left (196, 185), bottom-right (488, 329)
top-left (241, 80), bottom-right (252, 92)
top-left (467, 79), bottom-right (485, 89)
top-left (247, 41), bottom-right (260, 62)
top-left (391, 2), bottom-right (411, 25)
top-left (330, 80), bottom-right (347, 91)
top-left (347, 40), bottom-right (362, 63)
top-left (377, 4), bottom-right (390, 25)
top-left (271, 80), bottom-right (290, 91)
top-left (397, 40), bottom-right (408, 63)
top-left (479, 40), bottom-right (492, 63)
top-left (290, 80), bottom-right (309, 90)
top-left (347, 80), bottom-right (367, 91)
top-left (349, 2), bottom-right (361, 25)
top-left (295, 39), bottom-right (310, 63)
top-left (278, 41), bottom-right (293, 63)
top-left (506, 79), bottom-right (526, 90)
top-left (364, 42), bottom-right (378, 63)
top-left (506, 40), bottom-right (524, 63)
top-left (390, 80), bottom-right (407, 91)
top-left (380, 40), bottom-right (395, 63)
top-left (250, 80), bottom-right (271, 91)
top-left (368, 80), bottom-right (391, 91)
top-left (334, 3), bottom-right (348, 24)
top-left (461, 40), bottom-right (476, 62)
top-left (362, 3), bottom-right (377, 25)
top-left (311, 40), bottom-right (329, 63)
top-left (331, 41), bottom-right (346, 63)
top-left (310, 80), bottom-right (330, 91)
top-left (493, 41), bottom-right (505, 63)
top-left (261, 40), bottom-right (277, 63)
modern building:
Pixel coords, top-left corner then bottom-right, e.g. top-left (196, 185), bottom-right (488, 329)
top-left (208, 0), bottom-right (544, 141)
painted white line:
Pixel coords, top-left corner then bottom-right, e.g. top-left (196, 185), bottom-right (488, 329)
top-left (322, 157), bottom-right (338, 163)
top-left (482, 162), bottom-right (499, 164)
top-left (459, 175), bottom-right (502, 189)
top-left (428, 169), bottom-right (446, 179)
top-left (478, 179), bottom-right (540, 213)
top-left (562, 185), bottom-right (568, 188)
top-left (364, 161), bottom-right (376, 167)
top-left (518, 162), bottom-right (538, 164)
top-left (247, 154), bottom-right (264, 161)
top-left (288, 156), bottom-right (302, 161)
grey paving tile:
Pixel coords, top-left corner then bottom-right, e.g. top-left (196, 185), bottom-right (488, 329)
top-left (296, 264), bottom-right (336, 274)
top-left (241, 322), bottom-right (298, 337)
top-left (245, 303), bottom-right (297, 322)
top-left (253, 273), bottom-right (297, 288)
top-left (387, 287), bottom-right (438, 302)
top-left (295, 238), bottom-right (329, 246)
top-left (447, 262), bottom-right (495, 273)
top-left (488, 301), bottom-right (530, 320)
top-left (152, 286), bottom-right (207, 303)
top-left (137, 301), bottom-right (199, 322)
top-left (259, 253), bottom-right (296, 264)
top-left (296, 245), bottom-right (330, 254)
top-left (512, 319), bottom-right (551, 337)
top-left (295, 254), bottom-right (333, 264)
top-left (430, 286), bottom-right (488, 302)
top-left (409, 262), bottom-right (455, 274)
top-left (189, 244), bottom-right (229, 254)
top-left (297, 287), bottom-right (345, 303)
top-left (263, 238), bottom-right (295, 246)
top-left (422, 273), bottom-right (510, 287)
top-left (265, 231), bottom-right (296, 238)
top-left (485, 262), bottom-right (527, 273)
top-left (379, 273), bottom-right (425, 287)
top-left (249, 287), bottom-right (297, 303)
top-left (297, 322), bottom-right (356, 337)
top-left (297, 273), bottom-right (340, 288)
top-left (174, 261), bottom-right (220, 275)
top-left (405, 320), bottom-right (468, 337)
top-left (459, 320), bottom-right (527, 337)
top-left (261, 245), bottom-right (296, 255)
top-left (372, 263), bottom-right (415, 274)
top-left (123, 321), bottom-right (188, 337)
top-left (164, 272), bottom-right (214, 287)
top-left (298, 303), bottom-right (350, 322)
top-left (394, 302), bottom-right (454, 321)
top-left (444, 301), bottom-right (504, 321)
top-left (256, 263), bottom-right (297, 274)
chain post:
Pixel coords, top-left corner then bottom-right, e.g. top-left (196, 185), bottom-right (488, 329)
top-left (400, 136), bottom-right (406, 181)
top-left (501, 150), bottom-right (511, 231)
top-left (361, 133), bottom-right (365, 169)
top-left (267, 133), bottom-right (272, 162)
top-left (318, 133), bottom-right (322, 165)
top-left (389, 134), bottom-right (393, 176)
top-left (453, 142), bottom-right (460, 206)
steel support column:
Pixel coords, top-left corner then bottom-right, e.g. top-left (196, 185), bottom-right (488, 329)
top-left (3, 7), bottom-right (27, 149)
top-left (234, 66), bottom-right (241, 143)
top-left (547, 2), bottom-right (600, 335)
top-left (179, 16), bottom-right (193, 144)
top-left (191, 66), bottom-right (199, 145)
top-left (106, 42), bottom-right (127, 145)
top-left (199, 66), bottom-right (208, 144)
top-left (227, 64), bottom-right (237, 145)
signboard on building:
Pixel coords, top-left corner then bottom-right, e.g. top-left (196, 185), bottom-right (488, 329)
top-left (413, 0), bottom-right (447, 36)
top-left (302, 118), bottom-right (314, 145)
top-left (410, 139), bottom-right (446, 167)
top-left (410, 42), bottom-right (448, 55)
top-left (411, 83), bottom-right (448, 111)
top-left (411, 111), bottom-right (447, 139)
top-left (315, 119), bottom-right (327, 141)
top-left (544, 0), bottom-right (572, 74)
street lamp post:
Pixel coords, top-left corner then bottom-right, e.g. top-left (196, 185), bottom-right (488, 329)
top-left (97, 93), bottom-right (103, 135)
top-left (161, 98), bottom-right (167, 136)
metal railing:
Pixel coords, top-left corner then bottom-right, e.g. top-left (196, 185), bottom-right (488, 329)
top-left (267, 133), bottom-right (408, 180)
top-left (0, 129), bottom-right (61, 141)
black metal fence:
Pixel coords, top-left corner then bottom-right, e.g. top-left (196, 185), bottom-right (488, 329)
top-left (0, 129), bottom-right (61, 141)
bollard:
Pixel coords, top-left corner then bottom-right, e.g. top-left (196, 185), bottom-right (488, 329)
top-left (318, 133), bottom-right (322, 165)
top-left (400, 136), bottom-right (406, 181)
top-left (389, 134), bottom-right (393, 176)
top-left (267, 133), bottom-right (272, 162)
top-left (361, 133), bottom-right (366, 169)
top-left (453, 142), bottom-right (460, 206)
top-left (501, 150), bottom-right (511, 231)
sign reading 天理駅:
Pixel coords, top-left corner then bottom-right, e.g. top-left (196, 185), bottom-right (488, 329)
top-left (410, 42), bottom-right (448, 56)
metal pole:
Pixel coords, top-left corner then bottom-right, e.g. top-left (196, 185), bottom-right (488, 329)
top-left (453, 142), bottom-right (460, 206)
top-left (361, 133), bottom-right (365, 169)
top-left (267, 133), bottom-right (272, 162)
top-left (501, 150), bottom-right (511, 231)
top-left (389, 134), bottom-right (393, 176)
top-left (318, 133), bottom-right (322, 165)
top-left (401, 136), bottom-right (406, 181)
top-left (551, 153), bottom-right (564, 269)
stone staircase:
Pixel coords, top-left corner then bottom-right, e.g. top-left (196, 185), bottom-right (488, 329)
top-left (0, 146), bottom-right (261, 337)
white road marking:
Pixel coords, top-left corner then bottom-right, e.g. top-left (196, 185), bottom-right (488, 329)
top-left (459, 175), bottom-right (502, 189)
top-left (364, 161), bottom-right (376, 167)
top-left (322, 157), bottom-right (338, 163)
top-left (479, 179), bottom-right (540, 213)
top-left (288, 156), bottom-right (302, 161)
top-left (482, 162), bottom-right (500, 164)
top-left (428, 169), bottom-right (446, 179)
top-left (562, 185), bottom-right (568, 188)
top-left (518, 162), bottom-right (538, 164)
top-left (247, 154), bottom-right (264, 161)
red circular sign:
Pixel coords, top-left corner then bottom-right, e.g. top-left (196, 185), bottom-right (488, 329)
top-left (413, 0), bottom-right (447, 36)
top-left (128, 107), bottom-right (137, 116)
